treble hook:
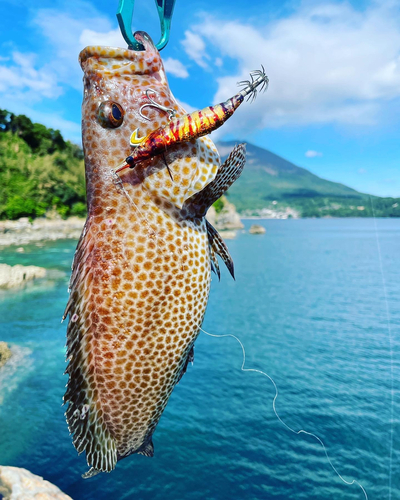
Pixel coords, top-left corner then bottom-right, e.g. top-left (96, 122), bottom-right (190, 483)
top-left (117, 0), bottom-right (176, 51)
top-left (139, 89), bottom-right (176, 121)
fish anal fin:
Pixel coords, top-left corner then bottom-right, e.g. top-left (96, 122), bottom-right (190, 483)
top-left (138, 440), bottom-right (154, 457)
top-left (185, 143), bottom-right (246, 217)
top-left (177, 345), bottom-right (195, 383)
top-left (206, 221), bottom-right (235, 279)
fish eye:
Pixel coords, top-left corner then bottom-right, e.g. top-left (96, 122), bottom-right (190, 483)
top-left (97, 101), bottom-right (124, 128)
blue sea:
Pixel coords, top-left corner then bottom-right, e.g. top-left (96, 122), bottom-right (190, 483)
top-left (0, 218), bottom-right (399, 500)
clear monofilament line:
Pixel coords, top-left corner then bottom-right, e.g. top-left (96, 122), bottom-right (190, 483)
top-left (200, 327), bottom-right (368, 500)
top-left (110, 169), bottom-right (187, 274)
top-left (370, 196), bottom-right (394, 500)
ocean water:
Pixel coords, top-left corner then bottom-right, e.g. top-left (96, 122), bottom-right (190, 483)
top-left (0, 218), bottom-right (399, 500)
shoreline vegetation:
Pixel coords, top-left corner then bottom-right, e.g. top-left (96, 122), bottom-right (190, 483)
top-left (1, 109), bottom-right (399, 223)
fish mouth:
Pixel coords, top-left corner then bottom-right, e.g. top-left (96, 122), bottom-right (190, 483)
top-left (79, 31), bottom-right (160, 71)
top-left (133, 31), bottom-right (157, 53)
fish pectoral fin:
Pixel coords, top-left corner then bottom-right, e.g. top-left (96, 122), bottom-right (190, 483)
top-left (138, 440), bottom-right (154, 457)
top-left (184, 143), bottom-right (246, 217)
top-left (206, 221), bottom-right (235, 280)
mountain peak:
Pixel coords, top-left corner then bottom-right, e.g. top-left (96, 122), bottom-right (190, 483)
top-left (216, 140), bottom-right (365, 215)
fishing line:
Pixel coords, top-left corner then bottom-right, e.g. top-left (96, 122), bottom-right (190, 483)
top-left (111, 169), bottom-right (158, 241)
top-left (200, 326), bottom-right (368, 500)
top-left (110, 169), bottom-right (187, 274)
top-left (370, 196), bottom-right (394, 500)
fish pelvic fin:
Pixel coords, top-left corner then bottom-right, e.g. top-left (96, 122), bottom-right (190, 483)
top-left (206, 220), bottom-right (235, 279)
top-left (209, 244), bottom-right (221, 281)
top-left (137, 439), bottom-right (155, 457)
top-left (64, 216), bottom-right (118, 475)
top-left (184, 143), bottom-right (246, 217)
top-left (177, 345), bottom-right (195, 383)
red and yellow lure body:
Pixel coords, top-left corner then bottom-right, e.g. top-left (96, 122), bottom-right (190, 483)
top-left (115, 68), bottom-right (268, 174)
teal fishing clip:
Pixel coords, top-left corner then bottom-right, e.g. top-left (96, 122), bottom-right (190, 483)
top-left (117, 0), bottom-right (176, 51)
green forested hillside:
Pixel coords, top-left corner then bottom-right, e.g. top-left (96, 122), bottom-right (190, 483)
top-left (0, 111), bottom-right (398, 220)
top-left (0, 109), bottom-right (86, 220)
top-left (218, 141), bottom-right (400, 217)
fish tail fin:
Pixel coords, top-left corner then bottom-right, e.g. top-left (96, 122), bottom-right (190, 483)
top-left (206, 220), bottom-right (235, 279)
top-left (185, 143), bottom-right (246, 217)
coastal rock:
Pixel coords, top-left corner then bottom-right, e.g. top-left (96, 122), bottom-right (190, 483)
top-left (0, 217), bottom-right (85, 247)
top-left (0, 466), bottom-right (72, 500)
top-left (242, 206), bottom-right (300, 219)
top-left (206, 196), bottom-right (244, 231)
top-left (249, 224), bottom-right (266, 234)
top-left (219, 230), bottom-right (237, 239)
top-left (0, 264), bottom-right (46, 289)
top-left (0, 342), bottom-right (12, 369)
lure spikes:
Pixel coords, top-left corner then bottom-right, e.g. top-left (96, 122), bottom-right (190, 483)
top-left (238, 66), bottom-right (269, 102)
top-left (115, 66), bottom-right (268, 174)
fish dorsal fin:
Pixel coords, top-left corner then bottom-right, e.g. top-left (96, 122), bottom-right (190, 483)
top-left (184, 143), bottom-right (246, 217)
top-left (138, 440), bottom-right (154, 457)
top-left (63, 216), bottom-right (118, 476)
top-left (206, 221), bottom-right (235, 279)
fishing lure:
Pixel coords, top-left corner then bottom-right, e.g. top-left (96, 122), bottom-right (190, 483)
top-left (115, 68), bottom-right (268, 173)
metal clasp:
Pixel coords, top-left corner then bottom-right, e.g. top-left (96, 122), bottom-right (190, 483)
top-left (117, 0), bottom-right (176, 51)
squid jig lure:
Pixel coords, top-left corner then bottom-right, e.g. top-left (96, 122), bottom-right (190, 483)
top-left (115, 67), bottom-right (269, 174)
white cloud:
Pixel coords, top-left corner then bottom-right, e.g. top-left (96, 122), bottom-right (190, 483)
top-left (79, 28), bottom-right (125, 48)
top-left (33, 8), bottom-right (121, 91)
top-left (176, 99), bottom-right (196, 113)
top-left (0, 97), bottom-right (82, 144)
top-left (181, 30), bottom-right (210, 69)
top-left (163, 57), bottom-right (189, 78)
top-left (0, 52), bottom-right (61, 100)
top-left (0, 4), bottom-right (127, 142)
top-left (305, 150), bottom-right (323, 157)
top-left (358, 168), bottom-right (367, 174)
top-left (185, 1), bottom-right (400, 134)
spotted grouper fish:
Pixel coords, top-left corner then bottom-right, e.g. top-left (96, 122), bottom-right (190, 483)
top-left (63, 31), bottom-right (265, 478)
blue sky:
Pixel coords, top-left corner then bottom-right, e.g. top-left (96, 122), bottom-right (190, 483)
top-left (1, 0), bottom-right (399, 197)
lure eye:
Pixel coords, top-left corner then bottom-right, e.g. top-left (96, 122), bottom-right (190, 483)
top-left (97, 101), bottom-right (124, 128)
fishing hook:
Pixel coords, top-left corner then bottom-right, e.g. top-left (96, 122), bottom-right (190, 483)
top-left (139, 89), bottom-right (176, 121)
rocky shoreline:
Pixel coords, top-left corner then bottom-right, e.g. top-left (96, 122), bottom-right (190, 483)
top-left (0, 342), bottom-right (12, 369)
top-left (0, 198), bottom-right (267, 251)
top-left (0, 466), bottom-right (72, 499)
top-left (0, 217), bottom-right (85, 248)
top-left (0, 264), bottom-right (47, 289)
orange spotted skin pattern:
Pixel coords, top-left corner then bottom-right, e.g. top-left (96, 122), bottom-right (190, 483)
top-left (63, 32), bottom-right (224, 477)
